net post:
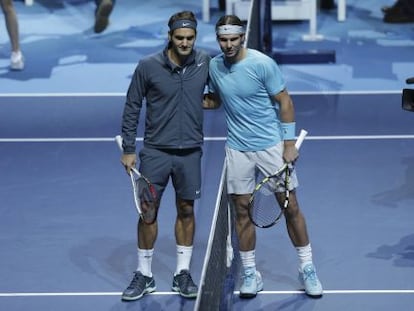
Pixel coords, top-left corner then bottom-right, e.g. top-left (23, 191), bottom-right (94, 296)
top-left (262, 0), bottom-right (272, 55)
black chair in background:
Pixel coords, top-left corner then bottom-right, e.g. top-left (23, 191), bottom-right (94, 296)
top-left (402, 77), bottom-right (414, 112)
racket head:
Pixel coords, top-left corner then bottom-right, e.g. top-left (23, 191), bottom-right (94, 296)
top-left (248, 166), bottom-right (289, 228)
top-left (130, 168), bottom-right (159, 225)
top-left (247, 129), bottom-right (307, 228)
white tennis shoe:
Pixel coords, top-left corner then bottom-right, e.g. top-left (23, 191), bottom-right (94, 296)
top-left (10, 51), bottom-right (24, 71)
top-left (239, 267), bottom-right (263, 298)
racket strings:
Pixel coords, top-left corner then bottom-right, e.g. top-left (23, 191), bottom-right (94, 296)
top-left (134, 176), bottom-right (158, 224)
top-left (248, 165), bottom-right (293, 228)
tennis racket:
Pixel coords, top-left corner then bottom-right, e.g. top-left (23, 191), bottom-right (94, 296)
top-left (248, 129), bottom-right (308, 228)
top-left (115, 135), bottom-right (158, 225)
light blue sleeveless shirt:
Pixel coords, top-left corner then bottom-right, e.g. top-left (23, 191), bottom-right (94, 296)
top-left (209, 49), bottom-right (286, 151)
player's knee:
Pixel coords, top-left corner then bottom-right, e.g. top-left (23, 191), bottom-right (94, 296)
top-left (179, 209), bottom-right (194, 220)
top-left (285, 201), bottom-right (301, 219)
top-left (177, 201), bottom-right (195, 219)
top-left (235, 204), bottom-right (249, 220)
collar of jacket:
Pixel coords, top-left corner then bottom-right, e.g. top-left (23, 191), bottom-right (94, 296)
top-left (163, 47), bottom-right (196, 72)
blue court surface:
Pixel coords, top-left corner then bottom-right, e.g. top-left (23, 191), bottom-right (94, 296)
top-left (1, 0), bottom-right (414, 310)
top-left (1, 92), bottom-right (413, 311)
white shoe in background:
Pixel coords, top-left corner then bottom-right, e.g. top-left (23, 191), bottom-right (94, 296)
top-left (10, 51), bottom-right (24, 70)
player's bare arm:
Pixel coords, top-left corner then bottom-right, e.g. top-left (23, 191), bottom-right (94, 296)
top-left (273, 89), bottom-right (298, 163)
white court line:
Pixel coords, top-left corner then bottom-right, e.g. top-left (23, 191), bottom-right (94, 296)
top-left (0, 93), bottom-right (125, 97)
top-left (0, 137), bottom-right (221, 143)
top-left (0, 90), bottom-right (403, 97)
top-left (308, 135), bottom-right (414, 140)
top-left (258, 289), bottom-right (414, 295)
top-left (1, 135), bottom-right (414, 143)
top-left (290, 90), bottom-right (403, 96)
top-left (0, 292), bottom-right (175, 297)
top-left (1, 289), bottom-right (414, 297)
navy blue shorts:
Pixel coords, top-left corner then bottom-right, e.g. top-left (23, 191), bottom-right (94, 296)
top-left (138, 147), bottom-right (202, 200)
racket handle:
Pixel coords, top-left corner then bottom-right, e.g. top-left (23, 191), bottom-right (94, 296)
top-left (295, 129), bottom-right (308, 149)
top-left (115, 135), bottom-right (123, 151)
top-left (116, 135), bottom-right (139, 176)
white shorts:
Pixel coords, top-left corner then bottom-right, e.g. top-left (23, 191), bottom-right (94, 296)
top-left (225, 143), bottom-right (299, 195)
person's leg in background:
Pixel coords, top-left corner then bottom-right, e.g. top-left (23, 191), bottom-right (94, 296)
top-left (0, 0), bottom-right (24, 70)
top-left (319, 0), bottom-right (335, 10)
top-left (94, 0), bottom-right (116, 33)
top-left (383, 0), bottom-right (414, 23)
top-left (381, 1), bottom-right (402, 13)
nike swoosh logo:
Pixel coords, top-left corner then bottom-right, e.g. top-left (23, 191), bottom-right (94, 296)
top-left (197, 62), bottom-right (204, 67)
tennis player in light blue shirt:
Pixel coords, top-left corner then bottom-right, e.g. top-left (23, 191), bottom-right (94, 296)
top-left (204, 14), bottom-right (323, 299)
top-left (209, 48), bottom-right (286, 151)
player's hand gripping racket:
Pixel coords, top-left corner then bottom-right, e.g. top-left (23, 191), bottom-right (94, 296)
top-left (248, 129), bottom-right (308, 228)
top-left (115, 135), bottom-right (158, 225)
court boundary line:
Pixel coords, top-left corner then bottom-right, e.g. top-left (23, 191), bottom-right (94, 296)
top-left (0, 90), bottom-right (403, 97)
top-left (1, 289), bottom-right (414, 297)
top-left (1, 135), bottom-right (414, 143)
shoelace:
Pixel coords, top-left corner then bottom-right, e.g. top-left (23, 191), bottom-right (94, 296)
top-left (303, 267), bottom-right (318, 284)
top-left (176, 271), bottom-right (196, 289)
top-left (242, 270), bottom-right (255, 286)
top-left (128, 272), bottom-right (146, 290)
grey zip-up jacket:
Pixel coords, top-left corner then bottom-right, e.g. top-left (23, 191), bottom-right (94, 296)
top-left (121, 48), bottom-right (211, 153)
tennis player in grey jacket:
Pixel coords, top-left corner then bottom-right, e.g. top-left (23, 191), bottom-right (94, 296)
top-left (119, 10), bottom-right (217, 301)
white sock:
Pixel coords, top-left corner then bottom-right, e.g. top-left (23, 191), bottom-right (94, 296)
top-left (240, 250), bottom-right (256, 271)
top-left (296, 243), bottom-right (313, 271)
top-left (176, 245), bottom-right (193, 274)
top-left (137, 248), bottom-right (154, 277)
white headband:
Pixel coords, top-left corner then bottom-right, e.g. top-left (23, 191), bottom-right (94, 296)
top-left (216, 25), bottom-right (245, 35)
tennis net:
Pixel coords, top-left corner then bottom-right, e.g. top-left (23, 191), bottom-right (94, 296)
top-left (194, 161), bottom-right (240, 311)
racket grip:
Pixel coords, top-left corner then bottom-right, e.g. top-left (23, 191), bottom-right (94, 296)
top-left (295, 129), bottom-right (308, 149)
top-left (115, 135), bottom-right (123, 151)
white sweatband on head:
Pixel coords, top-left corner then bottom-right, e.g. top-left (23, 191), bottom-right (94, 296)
top-left (216, 25), bottom-right (245, 35)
